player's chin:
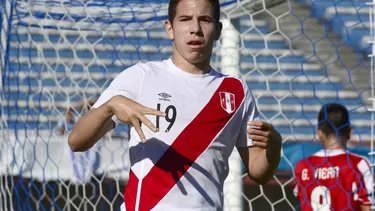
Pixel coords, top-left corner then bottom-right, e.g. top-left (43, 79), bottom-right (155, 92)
top-left (184, 52), bottom-right (209, 64)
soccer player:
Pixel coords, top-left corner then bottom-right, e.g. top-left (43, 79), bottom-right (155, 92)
top-left (68, 0), bottom-right (282, 210)
top-left (294, 103), bottom-right (374, 211)
top-left (56, 107), bottom-right (75, 135)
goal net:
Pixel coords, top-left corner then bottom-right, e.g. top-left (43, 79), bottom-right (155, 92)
top-left (0, 0), bottom-right (374, 210)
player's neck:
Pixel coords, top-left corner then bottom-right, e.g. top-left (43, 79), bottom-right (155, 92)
top-left (324, 138), bottom-right (346, 150)
top-left (171, 55), bottom-right (211, 75)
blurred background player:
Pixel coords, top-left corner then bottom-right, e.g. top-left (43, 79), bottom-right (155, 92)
top-left (68, 0), bottom-right (282, 210)
top-left (56, 100), bottom-right (100, 184)
top-left (56, 107), bottom-right (76, 136)
top-left (56, 97), bottom-right (97, 136)
top-left (293, 103), bottom-right (374, 211)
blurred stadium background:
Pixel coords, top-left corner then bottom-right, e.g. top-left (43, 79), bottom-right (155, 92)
top-left (0, 0), bottom-right (374, 210)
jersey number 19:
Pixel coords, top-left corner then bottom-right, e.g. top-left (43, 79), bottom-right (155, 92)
top-left (156, 103), bottom-right (177, 132)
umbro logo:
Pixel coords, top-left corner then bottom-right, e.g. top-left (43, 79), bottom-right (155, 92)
top-left (158, 92), bottom-right (171, 101)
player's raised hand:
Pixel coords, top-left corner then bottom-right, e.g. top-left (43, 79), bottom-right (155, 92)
top-left (247, 121), bottom-right (281, 149)
top-left (107, 95), bottom-right (166, 142)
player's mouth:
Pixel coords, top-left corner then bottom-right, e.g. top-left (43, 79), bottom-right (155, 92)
top-left (187, 40), bottom-right (204, 48)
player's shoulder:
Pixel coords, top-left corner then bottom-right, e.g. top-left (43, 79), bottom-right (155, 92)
top-left (295, 157), bottom-right (311, 171)
top-left (139, 60), bottom-right (169, 72)
top-left (218, 73), bottom-right (250, 94)
top-left (348, 152), bottom-right (371, 167)
top-left (295, 154), bottom-right (323, 171)
top-left (221, 73), bottom-right (246, 85)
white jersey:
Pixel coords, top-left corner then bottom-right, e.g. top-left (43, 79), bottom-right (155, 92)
top-left (92, 59), bottom-right (259, 211)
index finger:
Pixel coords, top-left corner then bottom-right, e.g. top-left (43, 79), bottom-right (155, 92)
top-left (247, 121), bottom-right (272, 129)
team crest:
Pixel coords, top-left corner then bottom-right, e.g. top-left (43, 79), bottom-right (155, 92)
top-left (219, 92), bottom-right (236, 114)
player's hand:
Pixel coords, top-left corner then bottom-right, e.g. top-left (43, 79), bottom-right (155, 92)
top-left (247, 121), bottom-right (281, 149)
top-left (107, 95), bottom-right (166, 142)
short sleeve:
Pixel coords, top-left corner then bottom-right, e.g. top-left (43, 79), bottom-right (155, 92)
top-left (353, 158), bottom-right (374, 205)
top-left (91, 64), bottom-right (145, 126)
top-left (235, 81), bottom-right (260, 148)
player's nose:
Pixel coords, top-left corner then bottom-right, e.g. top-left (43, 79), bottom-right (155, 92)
top-left (189, 18), bottom-right (202, 35)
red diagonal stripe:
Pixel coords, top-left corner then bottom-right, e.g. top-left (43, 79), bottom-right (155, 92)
top-left (138, 78), bottom-right (245, 211)
top-left (124, 170), bottom-right (138, 211)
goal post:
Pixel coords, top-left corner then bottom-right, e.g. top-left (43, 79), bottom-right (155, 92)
top-left (1, 0), bottom-right (374, 210)
top-left (1, 0), bottom-right (15, 210)
top-left (367, 0), bottom-right (375, 209)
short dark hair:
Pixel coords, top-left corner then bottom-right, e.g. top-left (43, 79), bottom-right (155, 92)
top-left (317, 103), bottom-right (351, 139)
top-left (168, 0), bottom-right (221, 23)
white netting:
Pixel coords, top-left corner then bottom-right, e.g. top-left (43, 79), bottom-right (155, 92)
top-left (0, 0), bottom-right (373, 210)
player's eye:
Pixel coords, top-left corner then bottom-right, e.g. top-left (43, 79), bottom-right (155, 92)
top-left (198, 16), bottom-right (214, 23)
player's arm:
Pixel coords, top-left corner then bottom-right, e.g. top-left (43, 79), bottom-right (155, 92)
top-left (237, 122), bottom-right (282, 185)
top-left (360, 204), bottom-right (371, 211)
top-left (236, 82), bottom-right (282, 185)
top-left (353, 158), bottom-right (374, 211)
top-left (292, 162), bottom-right (303, 200)
top-left (68, 103), bottom-right (115, 151)
top-left (68, 65), bottom-right (165, 152)
top-left (68, 96), bottom-right (165, 151)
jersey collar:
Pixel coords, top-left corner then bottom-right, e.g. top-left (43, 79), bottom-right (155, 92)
top-left (313, 148), bottom-right (347, 157)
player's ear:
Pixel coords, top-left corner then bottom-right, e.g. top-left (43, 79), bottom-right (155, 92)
top-left (214, 21), bottom-right (223, 41)
top-left (165, 20), bottom-right (174, 40)
top-left (317, 129), bottom-right (324, 142)
top-left (348, 127), bottom-right (353, 140)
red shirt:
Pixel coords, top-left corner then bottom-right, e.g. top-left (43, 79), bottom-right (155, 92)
top-left (294, 149), bottom-right (373, 211)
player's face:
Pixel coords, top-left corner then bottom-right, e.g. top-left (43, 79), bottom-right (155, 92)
top-left (165, 0), bottom-right (222, 65)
